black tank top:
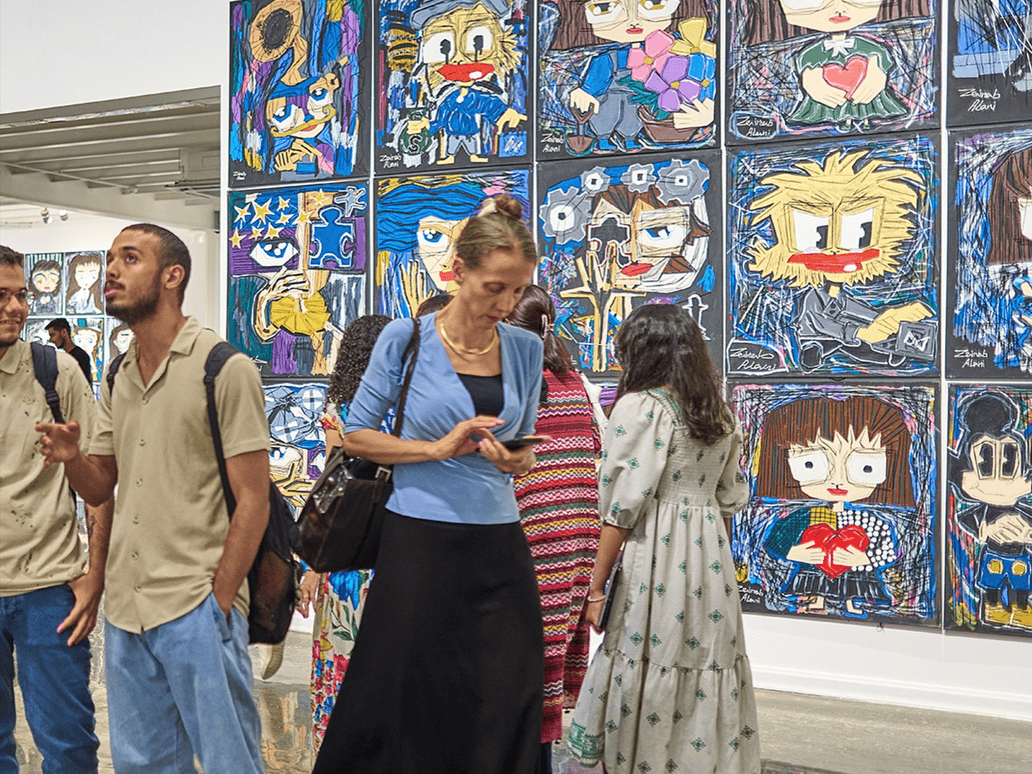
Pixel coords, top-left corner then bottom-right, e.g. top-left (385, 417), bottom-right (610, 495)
top-left (456, 373), bottom-right (504, 417)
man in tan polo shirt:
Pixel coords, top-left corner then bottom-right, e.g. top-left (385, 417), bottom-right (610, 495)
top-left (1, 245), bottom-right (112, 773)
top-left (37, 225), bottom-right (271, 774)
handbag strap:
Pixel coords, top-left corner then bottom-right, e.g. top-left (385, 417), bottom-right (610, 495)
top-left (391, 318), bottom-right (421, 438)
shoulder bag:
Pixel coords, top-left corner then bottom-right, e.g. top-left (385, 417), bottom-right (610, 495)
top-left (299, 318), bottom-right (421, 573)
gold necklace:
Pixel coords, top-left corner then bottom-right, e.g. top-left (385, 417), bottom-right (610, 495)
top-left (438, 321), bottom-right (498, 356)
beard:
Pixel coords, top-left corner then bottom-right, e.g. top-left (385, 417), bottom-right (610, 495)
top-left (106, 273), bottom-right (162, 325)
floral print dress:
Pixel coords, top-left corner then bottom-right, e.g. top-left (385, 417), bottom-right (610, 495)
top-left (569, 389), bottom-right (760, 774)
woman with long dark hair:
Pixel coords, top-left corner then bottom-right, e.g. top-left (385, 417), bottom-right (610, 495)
top-left (313, 195), bottom-right (545, 774)
top-left (569, 304), bottom-right (760, 774)
top-left (507, 285), bottom-right (601, 774)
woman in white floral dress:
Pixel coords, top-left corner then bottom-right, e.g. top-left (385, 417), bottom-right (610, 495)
top-left (570, 305), bottom-right (760, 774)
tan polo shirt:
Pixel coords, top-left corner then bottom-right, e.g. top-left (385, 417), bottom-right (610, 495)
top-left (1, 339), bottom-right (95, 596)
top-left (91, 317), bottom-right (270, 633)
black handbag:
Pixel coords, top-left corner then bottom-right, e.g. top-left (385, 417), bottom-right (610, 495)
top-left (298, 319), bottom-right (421, 573)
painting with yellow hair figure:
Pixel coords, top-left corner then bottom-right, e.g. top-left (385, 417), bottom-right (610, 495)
top-left (377, 0), bottom-right (530, 172)
top-left (727, 135), bottom-right (938, 376)
top-left (230, 0), bottom-right (370, 186)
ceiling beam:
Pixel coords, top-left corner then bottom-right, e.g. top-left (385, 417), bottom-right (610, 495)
top-left (0, 130), bottom-right (217, 163)
top-left (0, 113), bottom-right (219, 152)
top-left (9, 148), bottom-right (182, 174)
top-left (0, 87), bottom-right (220, 125)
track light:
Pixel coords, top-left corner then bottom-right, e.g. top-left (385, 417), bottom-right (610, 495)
top-left (40, 208), bottom-right (51, 224)
top-left (58, 210), bottom-right (69, 221)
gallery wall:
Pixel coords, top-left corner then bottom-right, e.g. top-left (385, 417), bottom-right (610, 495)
top-left (2, 0), bottom-right (1030, 720)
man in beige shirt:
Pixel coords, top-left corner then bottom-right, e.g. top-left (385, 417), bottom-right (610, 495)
top-left (38, 225), bottom-right (271, 774)
top-left (0, 245), bottom-right (112, 773)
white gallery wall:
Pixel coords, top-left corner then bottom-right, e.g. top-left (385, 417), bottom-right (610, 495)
top-left (2, 0), bottom-right (1029, 722)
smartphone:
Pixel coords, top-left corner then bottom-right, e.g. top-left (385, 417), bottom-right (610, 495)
top-left (500, 435), bottom-right (550, 451)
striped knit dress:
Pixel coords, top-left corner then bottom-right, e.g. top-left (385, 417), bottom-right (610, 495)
top-left (513, 368), bottom-right (601, 743)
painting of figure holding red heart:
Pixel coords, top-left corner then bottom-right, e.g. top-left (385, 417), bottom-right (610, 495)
top-left (756, 395), bottom-right (912, 617)
top-left (779, 0), bottom-right (908, 128)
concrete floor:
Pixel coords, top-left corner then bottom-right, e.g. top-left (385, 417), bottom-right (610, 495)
top-left (10, 629), bottom-right (1031, 773)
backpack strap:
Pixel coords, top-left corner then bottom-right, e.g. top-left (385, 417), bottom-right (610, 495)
top-left (106, 352), bottom-right (128, 394)
top-left (30, 342), bottom-right (64, 424)
top-left (203, 342), bottom-right (243, 517)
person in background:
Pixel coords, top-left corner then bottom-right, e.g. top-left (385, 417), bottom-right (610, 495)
top-left (1, 246), bottom-right (113, 774)
top-left (507, 284), bottom-right (601, 774)
top-left (570, 304), bottom-right (760, 774)
top-left (46, 316), bottom-right (93, 384)
top-left (37, 224), bottom-right (270, 774)
top-left (313, 194), bottom-right (544, 774)
top-left (295, 314), bottom-right (391, 751)
top-left (415, 293), bottom-right (452, 317)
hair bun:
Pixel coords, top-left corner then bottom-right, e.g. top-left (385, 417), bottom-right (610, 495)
top-left (482, 194), bottom-right (523, 221)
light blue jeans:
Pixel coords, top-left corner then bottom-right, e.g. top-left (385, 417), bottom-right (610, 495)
top-left (104, 593), bottom-right (263, 774)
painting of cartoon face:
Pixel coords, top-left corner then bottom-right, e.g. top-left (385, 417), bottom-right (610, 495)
top-left (73, 328), bottom-right (100, 354)
top-left (73, 261), bottom-right (101, 291)
top-left (421, 5), bottom-right (516, 89)
top-left (32, 267), bottom-right (60, 294)
top-left (960, 434), bottom-right (1032, 507)
top-left (416, 216), bottom-right (470, 291)
top-left (583, 0), bottom-right (683, 44)
top-left (788, 428), bottom-right (888, 505)
top-left (265, 73), bottom-right (341, 140)
top-left (777, 0), bottom-right (882, 34)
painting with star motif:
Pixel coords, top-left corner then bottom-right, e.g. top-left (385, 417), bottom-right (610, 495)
top-left (726, 0), bottom-right (938, 144)
top-left (374, 168), bottom-right (530, 318)
top-left (227, 182), bottom-right (369, 377)
top-left (537, 152), bottom-right (723, 376)
top-left (538, 0), bottom-right (719, 160)
top-left (731, 382), bottom-right (939, 627)
top-left (376, 0), bottom-right (531, 173)
top-left (229, 0), bottom-right (370, 187)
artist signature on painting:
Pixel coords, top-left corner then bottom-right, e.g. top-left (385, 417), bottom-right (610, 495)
top-left (378, 154), bottom-right (401, 170)
top-left (734, 115), bottom-right (776, 139)
top-left (959, 87), bottom-right (1000, 113)
top-left (955, 347), bottom-right (989, 369)
top-left (728, 344), bottom-right (779, 373)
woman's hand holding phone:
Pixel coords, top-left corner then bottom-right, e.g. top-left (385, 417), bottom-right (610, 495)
top-left (476, 430), bottom-right (549, 475)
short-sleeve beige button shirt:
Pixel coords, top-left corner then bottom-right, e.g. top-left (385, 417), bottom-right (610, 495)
top-left (91, 317), bottom-right (270, 633)
top-left (1, 339), bottom-right (96, 596)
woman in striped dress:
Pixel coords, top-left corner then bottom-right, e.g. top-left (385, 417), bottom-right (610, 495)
top-left (509, 285), bottom-right (601, 774)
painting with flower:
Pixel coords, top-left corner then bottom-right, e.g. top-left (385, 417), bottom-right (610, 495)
top-left (537, 152), bottom-right (723, 375)
top-left (539, 0), bottom-right (719, 159)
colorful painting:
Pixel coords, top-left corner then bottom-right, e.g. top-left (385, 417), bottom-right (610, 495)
top-left (949, 0), bottom-right (1032, 126)
top-left (727, 0), bottom-right (938, 143)
top-left (229, 0), bottom-right (369, 187)
top-left (537, 152), bottom-right (722, 374)
top-left (948, 127), bottom-right (1032, 378)
top-left (227, 182), bottom-right (369, 377)
top-left (947, 385), bottom-right (1032, 638)
top-left (25, 253), bottom-right (64, 316)
top-left (376, 0), bottom-right (530, 172)
top-left (374, 168), bottom-right (530, 317)
top-left (69, 316), bottom-right (106, 384)
top-left (264, 381), bottom-right (328, 512)
top-left (65, 252), bottom-right (105, 316)
top-left (727, 134), bottom-right (938, 376)
top-left (538, 0), bottom-right (718, 158)
top-left (731, 383), bottom-right (938, 626)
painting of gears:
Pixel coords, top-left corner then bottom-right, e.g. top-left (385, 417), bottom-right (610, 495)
top-left (538, 0), bottom-right (719, 159)
top-left (731, 382), bottom-right (939, 627)
top-left (375, 0), bottom-right (531, 172)
top-left (948, 0), bottom-right (1032, 126)
top-left (726, 133), bottom-right (938, 377)
top-left (229, 0), bottom-right (370, 187)
top-left (537, 152), bottom-right (723, 375)
top-left (264, 381), bottom-right (329, 513)
top-left (227, 182), bottom-right (369, 378)
top-left (726, 0), bottom-right (938, 144)
top-left (374, 168), bottom-right (530, 318)
top-left (948, 126), bottom-right (1032, 379)
top-left (947, 385), bottom-right (1032, 638)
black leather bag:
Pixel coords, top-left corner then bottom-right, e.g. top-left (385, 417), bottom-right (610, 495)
top-left (299, 320), bottom-right (421, 573)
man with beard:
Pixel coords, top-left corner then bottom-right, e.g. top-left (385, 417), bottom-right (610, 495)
top-left (36, 224), bottom-right (271, 774)
top-left (1, 245), bottom-right (111, 773)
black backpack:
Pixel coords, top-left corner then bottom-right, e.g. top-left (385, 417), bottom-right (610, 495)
top-left (30, 342), bottom-right (65, 423)
top-left (107, 343), bottom-right (298, 645)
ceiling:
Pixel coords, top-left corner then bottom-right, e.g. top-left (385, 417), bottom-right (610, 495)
top-left (0, 87), bottom-right (220, 231)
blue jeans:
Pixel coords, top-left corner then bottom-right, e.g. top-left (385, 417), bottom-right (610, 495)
top-left (0, 584), bottom-right (99, 774)
top-left (105, 593), bottom-right (263, 774)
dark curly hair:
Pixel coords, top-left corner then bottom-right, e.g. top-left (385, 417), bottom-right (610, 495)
top-left (506, 284), bottom-right (573, 376)
top-left (326, 315), bottom-right (391, 407)
top-left (614, 304), bottom-right (732, 445)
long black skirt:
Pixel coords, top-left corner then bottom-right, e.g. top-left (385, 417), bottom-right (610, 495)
top-left (313, 511), bottom-right (544, 774)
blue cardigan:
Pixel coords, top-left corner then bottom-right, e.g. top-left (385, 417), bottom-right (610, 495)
top-left (344, 313), bottom-right (544, 525)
